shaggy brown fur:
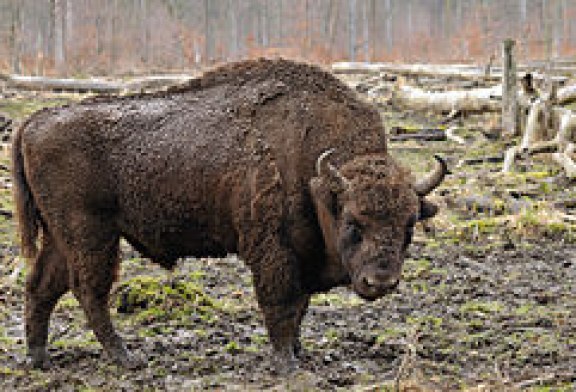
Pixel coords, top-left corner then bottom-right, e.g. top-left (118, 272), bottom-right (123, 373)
top-left (12, 58), bottom-right (443, 371)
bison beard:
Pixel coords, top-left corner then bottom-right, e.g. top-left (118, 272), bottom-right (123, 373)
top-left (12, 58), bottom-right (446, 372)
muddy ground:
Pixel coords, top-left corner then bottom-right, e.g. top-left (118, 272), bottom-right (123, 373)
top-left (0, 77), bottom-right (575, 391)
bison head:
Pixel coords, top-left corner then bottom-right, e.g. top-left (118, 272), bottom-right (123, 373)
top-left (310, 150), bottom-right (447, 301)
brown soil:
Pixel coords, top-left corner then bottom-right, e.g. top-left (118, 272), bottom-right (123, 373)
top-left (0, 69), bottom-right (575, 391)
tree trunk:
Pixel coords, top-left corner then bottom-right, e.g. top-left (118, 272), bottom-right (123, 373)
top-left (348, 0), bottom-right (357, 61)
top-left (9, 0), bottom-right (21, 74)
top-left (109, 0), bottom-right (119, 73)
top-left (327, 0), bottom-right (340, 57)
top-left (204, 0), bottom-right (212, 63)
top-left (226, 0), bottom-right (237, 60)
top-left (140, 0), bottom-right (150, 66)
top-left (53, 0), bottom-right (66, 75)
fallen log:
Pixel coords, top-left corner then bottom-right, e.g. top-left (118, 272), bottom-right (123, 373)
top-left (389, 130), bottom-right (446, 142)
top-left (332, 62), bottom-right (500, 81)
top-left (390, 84), bottom-right (502, 113)
top-left (446, 194), bottom-right (505, 215)
top-left (446, 127), bottom-right (467, 145)
top-left (389, 126), bottom-right (444, 135)
top-left (556, 211), bottom-right (576, 223)
top-left (502, 140), bottom-right (562, 173)
top-left (519, 99), bottom-right (545, 150)
top-left (0, 74), bottom-right (124, 93)
top-left (442, 108), bottom-right (463, 123)
top-left (123, 74), bottom-right (193, 91)
top-left (0, 209), bottom-right (13, 218)
top-left (502, 80), bottom-right (576, 176)
top-left (554, 109), bottom-right (576, 149)
top-left (553, 199), bottom-right (576, 209)
top-left (552, 143), bottom-right (576, 178)
top-left (0, 74), bottom-right (193, 93)
top-left (331, 62), bottom-right (569, 84)
top-left (457, 155), bottom-right (505, 166)
top-left (558, 84), bottom-right (576, 105)
top-left (353, 73), bottom-right (397, 93)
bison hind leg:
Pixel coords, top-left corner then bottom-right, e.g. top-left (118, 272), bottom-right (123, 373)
top-left (25, 234), bottom-right (69, 369)
top-left (67, 237), bottom-right (143, 369)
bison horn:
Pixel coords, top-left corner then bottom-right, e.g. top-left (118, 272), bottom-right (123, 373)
top-left (414, 155), bottom-right (449, 196)
top-left (316, 149), bottom-right (350, 190)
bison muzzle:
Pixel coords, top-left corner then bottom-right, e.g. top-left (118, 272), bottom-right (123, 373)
top-left (12, 59), bottom-right (446, 372)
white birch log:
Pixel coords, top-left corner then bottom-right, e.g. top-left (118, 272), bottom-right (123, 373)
top-left (502, 141), bottom-right (560, 173)
top-left (554, 110), bottom-right (576, 149)
top-left (0, 74), bottom-right (124, 93)
top-left (552, 143), bottom-right (576, 178)
top-left (123, 74), bottom-right (193, 91)
top-left (558, 85), bottom-right (576, 105)
top-left (331, 62), bottom-right (568, 84)
top-left (391, 84), bottom-right (502, 113)
top-left (332, 62), bottom-right (498, 81)
top-left (519, 100), bottom-right (545, 150)
top-left (502, 146), bottom-right (519, 173)
top-left (445, 126), bottom-right (466, 145)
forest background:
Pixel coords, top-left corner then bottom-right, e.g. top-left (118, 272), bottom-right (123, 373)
top-left (1, 0), bottom-right (576, 77)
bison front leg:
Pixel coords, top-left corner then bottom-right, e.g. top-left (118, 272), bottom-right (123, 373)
top-left (248, 249), bottom-right (309, 373)
top-left (238, 162), bottom-right (311, 372)
top-left (258, 294), bottom-right (310, 373)
top-left (293, 294), bottom-right (310, 358)
top-left (262, 293), bottom-right (311, 360)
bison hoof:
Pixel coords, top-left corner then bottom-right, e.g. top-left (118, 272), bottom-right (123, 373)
top-left (26, 347), bottom-right (50, 370)
top-left (272, 350), bottom-right (298, 375)
top-left (110, 351), bottom-right (145, 370)
top-left (293, 340), bottom-right (308, 359)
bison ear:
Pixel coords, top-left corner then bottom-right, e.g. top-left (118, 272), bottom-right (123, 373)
top-left (310, 177), bottom-right (340, 260)
top-left (419, 199), bottom-right (439, 221)
top-left (310, 177), bottom-right (338, 218)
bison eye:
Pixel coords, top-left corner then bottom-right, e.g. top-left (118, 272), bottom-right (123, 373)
top-left (404, 215), bottom-right (417, 249)
top-left (404, 226), bottom-right (414, 249)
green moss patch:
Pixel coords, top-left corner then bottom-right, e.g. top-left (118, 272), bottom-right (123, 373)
top-left (114, 275), bottom-right (221, 325)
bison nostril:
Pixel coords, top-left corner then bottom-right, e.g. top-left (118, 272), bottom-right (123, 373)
top-left (390, 279), bottom-right (399, 289)
top-left (362, 275), bottom-right (377, 288)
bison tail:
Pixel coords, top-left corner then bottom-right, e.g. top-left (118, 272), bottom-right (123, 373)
top-left (12, 122), bottom-right (40, 259)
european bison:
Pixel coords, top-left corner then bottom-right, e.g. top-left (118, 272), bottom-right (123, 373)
top-left (13, 59), bottom-right (446, 371)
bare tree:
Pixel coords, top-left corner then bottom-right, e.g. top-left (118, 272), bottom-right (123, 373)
top-left (228, 0), bottom-right (239, 60)
top-left (1, 0), bottom-right (576, 76)
top-left (348, 0), bottom-right (356, 60)
top-left (204, 0), bottom-right (212, 62)
top-left (9, 0), bottom-right (22, 74)
top-left (52, 0), bottom-right (66, 75)
top-left (385, 0), bottom-right (393, 55)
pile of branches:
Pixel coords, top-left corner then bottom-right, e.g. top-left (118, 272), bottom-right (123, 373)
top-left (333, 60), bottom-right (576, 178)
top-left (501, 76), bottom-right (576, 177)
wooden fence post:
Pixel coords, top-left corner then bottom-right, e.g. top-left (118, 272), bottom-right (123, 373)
top-left (502, 39), bottom-right (519, 137)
